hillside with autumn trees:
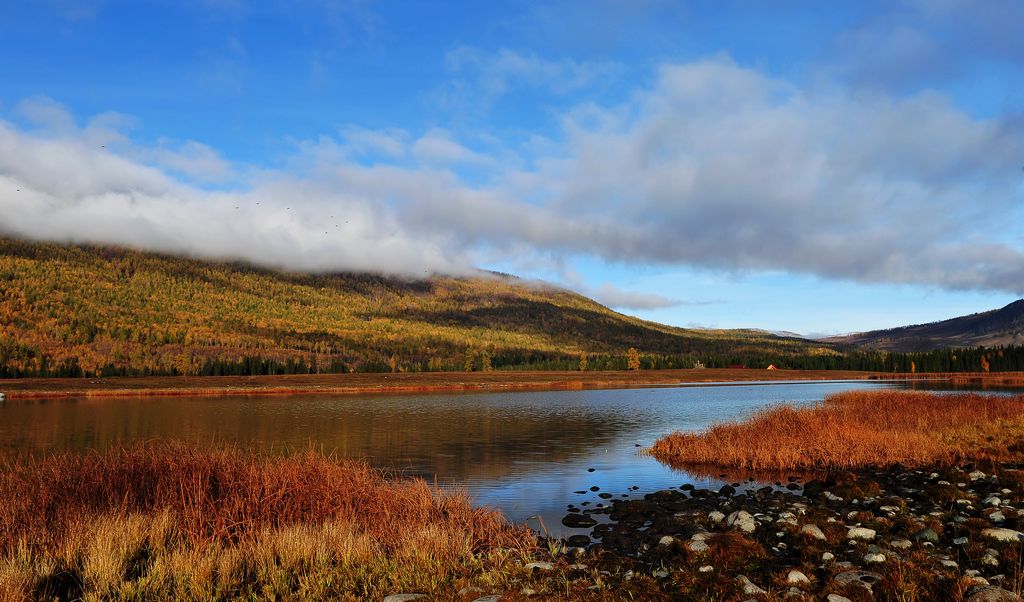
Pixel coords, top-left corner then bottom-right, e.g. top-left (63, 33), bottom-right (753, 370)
top-left (0, 237), bottom-right (852, 377)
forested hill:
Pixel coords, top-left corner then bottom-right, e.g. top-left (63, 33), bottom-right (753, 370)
top-left (0, 238), bottom-right (836, 377)
top-left (826, 300), bottom-right (1024, 352)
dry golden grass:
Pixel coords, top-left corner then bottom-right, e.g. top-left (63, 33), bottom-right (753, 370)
top-left (650, 390), bottom-right (1024, 471)
top-left (0, 443), bottom-right (535, 600)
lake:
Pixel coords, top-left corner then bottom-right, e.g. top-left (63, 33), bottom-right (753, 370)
top-left (0, 379), bottom-right (923, 535)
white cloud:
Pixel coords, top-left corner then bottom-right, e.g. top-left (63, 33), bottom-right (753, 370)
top-left (340, 125), bottom-right (408, 159)
top-left (2, 56), bottom-right (1023, 295)
top-left (411, 129), bottom-right (490, 165)
top-left (439, 47), bottom-right (622, 116)
top-left (586, 283), bottom-right (681, 310)
top-left (145, 140), bottom-right (233, 182)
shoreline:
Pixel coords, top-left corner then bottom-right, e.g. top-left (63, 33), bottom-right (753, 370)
top-left (0, 368), bottom-right (891, 400)
top-left (542, 460), bottom-right (1024, 600)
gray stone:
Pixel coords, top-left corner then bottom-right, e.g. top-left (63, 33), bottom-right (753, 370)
top-left (847, 526), bottom-right (876, 541)
top-left (833, 570), bottom-right (883, 592)
top-left (658, 535), bottom-right (675, 546)
top-left (982, 528), bottom-right (1024, 543)
top-left (383, 596), bottom-right (427, 602)
top-left (698, 565), bottom-right (714, 573)
top-left (472, 597), bottom-right (501, 602)
top-left (786, 570), bottom-right (810, 585)
top-left (890, 538), bottom-right (913, 549)
top-left (912, 527), bottom-right (939, 543)
top-left (800, 524), bottom-right (826, 540)
top-left (736, 575), bottom-right (766, 596)
top-left (524, 561), bottom-right (554, 571)
top-left (965, 585), bottom-right (1023, 602)
top-left (727, 510), bottom-right (757, 533)
top-left (864, 552), bottom-right (886, 563)
top-left (708, 510), bottom-right (725, 523)
top-left (827, 595), bottom-right (853, 602)
top-left (686, 539), bottom-right (710, 553)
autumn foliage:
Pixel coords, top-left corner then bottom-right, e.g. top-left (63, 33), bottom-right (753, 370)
top-left (0, 237), bottom-right (835, 377)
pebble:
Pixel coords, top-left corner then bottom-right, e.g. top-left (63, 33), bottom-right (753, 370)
top-left (737, 575), bottom-right (766, 596)
top-left (472, 596), bottom-right (501, 602)
top-left (833, 570), bottom-right (883, 592)
top-left (863, 552), bottom-right (886, 563)
top-left (383, 596), bottom-right (427, 602)
top-left (827, 595), bottom-right (853, 602)
top-left (524, 561), bottom-right (554, 571)
top-left (965, 585), bottom-right (1023, 602)
top-left (698, 565), bottom-right (714, 573)
top-left (561, 514), bottom-right (597, 528)
top-left (685, 539), bottom-right (710, 553)
top-left (800, 523), bottom-right (826, 540)
top-left (786, 570), bottom-right (810, 585)
top-left (890, 538), bottom-right (912, 549)
top-left (707, 510), bottom-right (725, 523)
top-left (847, 526), bottom-right (876, 541)
top-left (912, 527), bottom-right (939, 543)
top-left (821, 552), bottom-right (834, 562)
top-left (955, 536), bottom-right (969, 545)
top-left (982, 528), bottom-right (1024, 543)
top-left (985, 496), bottom-right (1003, 507)
top-left (726, 510), bottom-right (757, 533)
top-left (658, 535), bottom-right (675, 546)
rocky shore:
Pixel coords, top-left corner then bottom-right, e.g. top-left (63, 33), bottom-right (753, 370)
top-left (525, 463), bottom-right (1024, 600)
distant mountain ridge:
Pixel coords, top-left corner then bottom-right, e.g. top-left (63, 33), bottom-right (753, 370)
top-left (825, 300), bottom-right (1024, 352)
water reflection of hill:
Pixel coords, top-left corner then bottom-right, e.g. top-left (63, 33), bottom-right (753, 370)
top-left (0, 394), bottom-right (623, 483)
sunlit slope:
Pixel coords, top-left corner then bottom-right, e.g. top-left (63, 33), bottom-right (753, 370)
top-left (0, 238), bottom-right (834, 376)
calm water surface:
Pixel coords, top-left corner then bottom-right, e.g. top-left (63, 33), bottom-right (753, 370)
top-left (0, 379), bottom-right (912, 535)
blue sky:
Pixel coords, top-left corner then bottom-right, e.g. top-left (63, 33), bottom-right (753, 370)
top-left (1, 1), bottom-right (1022, 335)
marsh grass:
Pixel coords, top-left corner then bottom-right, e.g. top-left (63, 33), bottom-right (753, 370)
top-left (0, 442), bottom-right (535, 600)
top-left (650, 390), bottom-right (1024, 471)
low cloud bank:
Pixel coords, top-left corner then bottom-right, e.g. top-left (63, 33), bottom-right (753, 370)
top-left (2, 57), bottom-right (1023, 292)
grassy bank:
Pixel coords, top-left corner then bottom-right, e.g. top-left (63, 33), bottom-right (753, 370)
top-left (0, 443), bottom-right (535, 600)
top-left (650, 390), bottom-right (1024, 471)
top-left (0, 368), bottom-right (883, 400)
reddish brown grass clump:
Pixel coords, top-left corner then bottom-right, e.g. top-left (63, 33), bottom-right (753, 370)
top-left (650, 390), bottom-right (1024, 471)
top-left (0, 442), bottom-right (535, 600)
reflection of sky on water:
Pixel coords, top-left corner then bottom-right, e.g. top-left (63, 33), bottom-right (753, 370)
top-left (461, 381), bottom-right (903, 535)
top-left (0, 379), bottom-right (904, 536)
